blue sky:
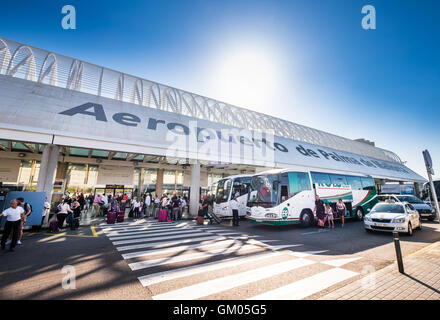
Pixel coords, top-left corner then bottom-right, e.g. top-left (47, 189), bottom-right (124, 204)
top-left (1, 0), bottom-right (439, 179)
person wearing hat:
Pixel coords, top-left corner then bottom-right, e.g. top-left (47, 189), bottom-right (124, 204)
top-left (229, 193), bottom-right (240, 227)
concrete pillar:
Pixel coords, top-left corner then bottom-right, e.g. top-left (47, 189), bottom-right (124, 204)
top-left (36, 144), bottom-right (59, 226)
top-left (156, 168), bottom-right (164, 197)
top-left (137, 167), bottom-right (145, 197)
top-left (189, 162), bottom-right (200, 218)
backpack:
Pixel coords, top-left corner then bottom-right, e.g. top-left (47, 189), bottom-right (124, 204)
top-left (24, 202), bottom-right (33, 215)
top-left (55, 203), bottom-right (62, 213)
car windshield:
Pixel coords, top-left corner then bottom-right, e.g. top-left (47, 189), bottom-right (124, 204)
top-left (396, 195), bottom-right (423, 204)
top-left (215, 179), bottom-right (231, 204)
top-left (248, 174), bottom-right (279, 208)
top-left (371, 203), bottom-right (405, 214)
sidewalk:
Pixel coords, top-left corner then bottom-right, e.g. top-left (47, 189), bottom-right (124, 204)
top-left (319, 240), bottom-right (440, 300)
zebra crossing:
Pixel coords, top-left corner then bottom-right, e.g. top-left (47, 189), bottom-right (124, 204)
top-left (99, 219), bottom-right (361, 300)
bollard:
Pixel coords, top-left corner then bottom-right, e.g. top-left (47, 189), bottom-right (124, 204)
top-left (393, 232), bottom-right (404, 273)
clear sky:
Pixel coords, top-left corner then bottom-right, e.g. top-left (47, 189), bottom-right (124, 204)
top-left (1, 0), bottom-right (439, 179)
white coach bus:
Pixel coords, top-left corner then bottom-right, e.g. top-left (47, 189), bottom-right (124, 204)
top-left (213, 174), bottom-right (253, 218)
top-left (246, 167), bottom-right (378, 227)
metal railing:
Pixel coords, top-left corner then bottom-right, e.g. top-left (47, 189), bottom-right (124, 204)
top-left (0, 37), bottom-right (403, 164)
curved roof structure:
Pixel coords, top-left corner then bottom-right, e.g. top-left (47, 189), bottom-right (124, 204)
top-left (0, 37), bottom-right (402, 164)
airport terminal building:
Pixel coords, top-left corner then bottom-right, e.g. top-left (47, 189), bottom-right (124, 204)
top-left (0, 37), bottom-right (426, 217)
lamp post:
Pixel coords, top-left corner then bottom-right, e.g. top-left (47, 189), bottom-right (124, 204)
top-left (423, 150), bottom-right (440, 223)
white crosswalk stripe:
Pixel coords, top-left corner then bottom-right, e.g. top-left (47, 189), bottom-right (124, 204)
top-left (112, 232), bottom-right (243, 245)
top-left (248, 268), bottom-right (358, 300)
top-left (153, 258), bottom-right (316, 300)
top-left (122, 238), bottom-right (279, 260)
top-left (108, 229), bottom-right (202, 240)
top-left (100, 219), bottom-right (361, 300)
top-left (116, 235), bottom-right (260, 252)
top-left (138, 251), bottom-right (282, 287)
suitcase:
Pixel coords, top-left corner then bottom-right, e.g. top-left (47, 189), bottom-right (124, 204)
top-left (210, 211), bottom-right (222, 224)
top-left (117, 211), bottom-right (125, 223)
top-left (107, 211), bottom-right (117, 224)
top-left (49, 220), bottom-right (59, 232)
top-left (158, 209), bottom-right (168, 222)
top-left (70, 217), bottom-right (80, 230)
top-left (197, 216), bottom-right (204, 225)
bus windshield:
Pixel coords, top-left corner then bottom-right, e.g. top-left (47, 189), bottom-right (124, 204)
top-left (215, 179), bottom-right (232, 204)
top-left (248, 174), bottom-right (279, 208)
top-left (435, 181), bottom-right (440, 200)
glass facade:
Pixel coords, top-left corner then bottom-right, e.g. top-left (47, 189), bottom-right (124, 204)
top-left (65, 164), bottom-right (98, 194)
top-left (17, 160), bottom-right (40, 190)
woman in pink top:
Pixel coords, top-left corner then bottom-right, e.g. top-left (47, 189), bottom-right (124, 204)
top-left (336, 198), bottom-right (347, 227)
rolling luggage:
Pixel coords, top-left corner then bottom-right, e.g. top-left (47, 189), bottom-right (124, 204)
top-left (70, 217), bottom-right (80, 230)
top-left (158, 209), bottom-right (168, 222)
top-left (197, 216), bottom-right (204, 225)
top-left (210, 211), bottom-right (222, 224)
top-left (107, 211), bottom-right (117, 224)
top-left (49, 220), bottom-right (59, 232)
top-left (117, 211), bottom-right (125, 223)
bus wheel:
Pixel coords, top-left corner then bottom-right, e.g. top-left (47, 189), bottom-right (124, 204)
top-left (356, 208), bottom-right (364, 221)
top-left (300, 211), bottom-right (314, 228)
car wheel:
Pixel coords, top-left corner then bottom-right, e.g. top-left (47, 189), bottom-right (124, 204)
top-left (417, 218), bottom-right (422, 230)
top-left (300, 211), bottom-right (314, 228)
top-left (407, 222), bottom-right (413, 236)
top-left (356, 208), bottom-right (364, 221)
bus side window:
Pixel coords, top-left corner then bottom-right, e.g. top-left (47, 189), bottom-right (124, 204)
top-left (345, 175), bottom-right (363, 190)
top-left (288, 172), bottom-right (311, 197)
top-left (361, 177), bottom-right (375, 191)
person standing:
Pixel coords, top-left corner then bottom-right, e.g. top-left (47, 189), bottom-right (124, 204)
top-left (313, 195), bottom-right (326, 230)
top-left (179, 195), bottom-right (186, 219)
top-left (325, 203), bottom-right (335, 229)
top-left (153, 195), bottom-right (160, 218)
top-left (230, 193), bottom-right (240, 227)
top-left (78, 193), bottom-right (85, 211)
top-left (171, 194), bottom-right (181, 221)
top-left (92, 194), bottom-right (102, 218)
top-left (145, 193), bottom-right (151, 217)
top-left (0, 200), bottom-right (25, 252)
top-left (101, 194), bottom-right (109, 217)
top-left (336, 198), bottom-right (347, 228)
top-left (201, 195), bottom-right (212, 224)
top-left (42, 198), bottom-right (50, 227)
top-left (57, 200), bottom-right (72, 230)
top-left (16, 197), bottom-right (31, 245)
top-left (71, 201), bottom-right (81, 230)
top-left (132, 197), bottom-right (141, 218)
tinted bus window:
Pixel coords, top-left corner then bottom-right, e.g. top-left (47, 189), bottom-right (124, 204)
top-left (232, 177), bottom-right (251, 196)
top-left (216, 179), bottom-right (232, 203)
top-left (311, 172), bottom-right (331, 185)
top-left (361, 177), bottom-right (375, 190)
top-left (329, 174), bottom-right (347, 185)
top-left (345, 175), bottom-right (363, 190)
top-left (288, 172), bottom-right (311, 197)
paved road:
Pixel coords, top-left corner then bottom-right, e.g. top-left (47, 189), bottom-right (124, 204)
top-left (0, 217), bottom-right (439, 300)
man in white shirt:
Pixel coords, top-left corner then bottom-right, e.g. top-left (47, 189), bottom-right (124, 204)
top-left (229, 193), bottom-right (240, 227)
top-left (145, 193), bottom-right (151, 217)
top-left (101, 194), bottom-right (109, 216)
top-left (180, 196), bottom-right (186, 219)
top-left (42, 198), bottom-right (50, 226)
top-left (0, 200), bottom-right (25, 252)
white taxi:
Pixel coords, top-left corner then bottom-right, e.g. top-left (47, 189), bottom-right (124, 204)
top-left (364, 202), bottom-right (421, 236)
